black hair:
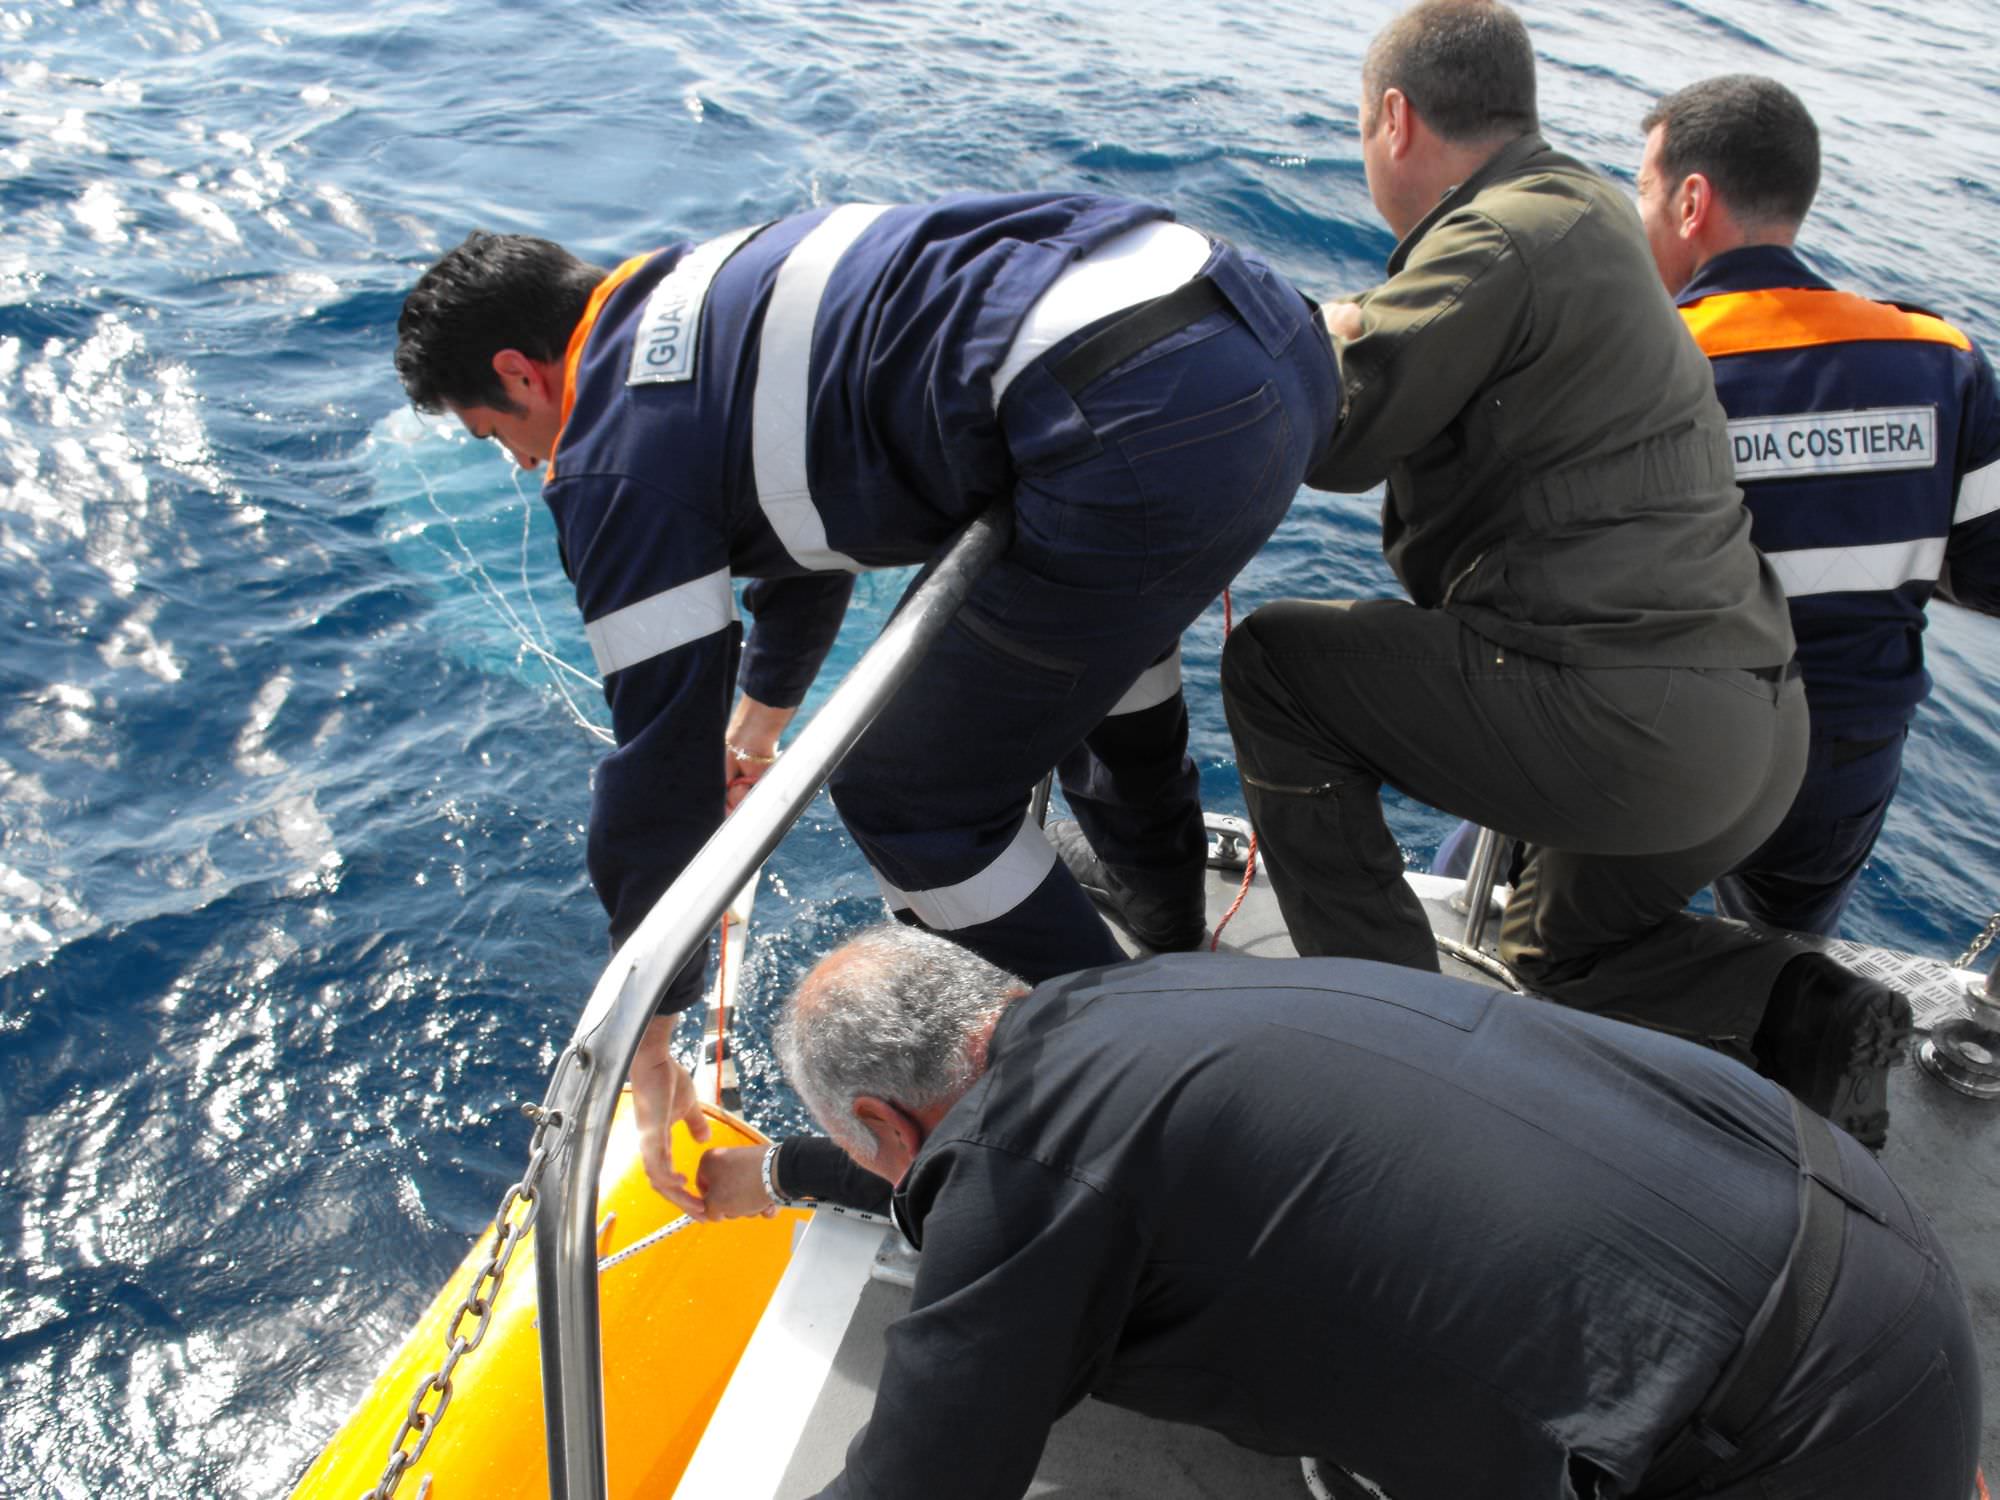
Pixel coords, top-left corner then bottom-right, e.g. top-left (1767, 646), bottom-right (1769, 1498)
top-left (1642, 75), bottom-right (1820, 228)
top-left (393, 231), bottom-right (606, 413)
top-left (1364, 0), bottom-right (1538, 145)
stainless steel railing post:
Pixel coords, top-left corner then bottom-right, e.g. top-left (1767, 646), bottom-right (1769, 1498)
top-left (530, 504), bottom-right (1010, 1500)
top-left (1455, 825), bottom-right (1507, 951)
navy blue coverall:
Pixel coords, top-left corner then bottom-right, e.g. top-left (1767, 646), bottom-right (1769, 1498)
top-left (540, 196), bottom-right (1336, 1004)
top-left (1679, 246), bottom-right (2000, 935)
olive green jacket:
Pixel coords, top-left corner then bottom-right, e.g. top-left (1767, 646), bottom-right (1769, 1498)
top-left (1309, 133), bottom-right (1795, 668)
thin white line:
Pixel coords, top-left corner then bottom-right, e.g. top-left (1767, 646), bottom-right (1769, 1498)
top-left (597, 1214), bottom-right (695, 1272)
top-left (412, 456), bottom-right (613, 744)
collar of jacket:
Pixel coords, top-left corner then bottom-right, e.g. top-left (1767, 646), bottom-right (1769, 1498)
top-left (545, 250), bottom-right (655, 480)
top-left (1677, 243), bottom-right (1831, 306)
top-left (1384, 131), bottom-right (1553, 276)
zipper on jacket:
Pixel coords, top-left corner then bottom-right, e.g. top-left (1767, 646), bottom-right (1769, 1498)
top-left (1441, 548), bottom-right (1486, 606)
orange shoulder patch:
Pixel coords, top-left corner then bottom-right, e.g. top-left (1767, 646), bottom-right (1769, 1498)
top-left (1680, 286), bottom-right (1971, 358)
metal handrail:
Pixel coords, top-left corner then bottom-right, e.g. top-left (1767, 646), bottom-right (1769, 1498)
top-left (530, 502), bottom-right (1012, 1500)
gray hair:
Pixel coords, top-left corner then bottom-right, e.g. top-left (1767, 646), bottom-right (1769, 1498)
top-left (774, 925), bottom-right (1023, 1151)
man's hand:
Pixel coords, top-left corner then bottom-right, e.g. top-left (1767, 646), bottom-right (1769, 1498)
top-left (629, 1015), bottom-right (712, 1217)
top-left (723, 694), bottom-right (799, 813)
top-left (695, 1145), bottom-right (781, 1220)
top-left (1322, 301), bottom-right (1365, 341)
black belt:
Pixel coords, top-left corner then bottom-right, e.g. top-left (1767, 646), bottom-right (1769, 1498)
top-left (1048, 275), bottom-right (1228, 398)
top-left (1639, 1097), bottom-right (1849, 1497)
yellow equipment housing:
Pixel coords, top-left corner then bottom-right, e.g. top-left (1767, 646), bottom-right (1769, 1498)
top-left (289, 1098), bottom-right (804, 1499)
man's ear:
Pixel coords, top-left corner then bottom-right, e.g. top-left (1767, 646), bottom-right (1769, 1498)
top-left (1381, 88), bottom-right (1414, 158)
top-left (490, 347), bottom-right (554, 403)
top-left (1675, 171), bottom-right (1714, 241)
top-left (851, 1095), bottom-right (924, 1183)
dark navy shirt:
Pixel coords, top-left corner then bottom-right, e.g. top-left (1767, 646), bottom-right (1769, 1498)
top-left (816, 954), bottom-right (1806, 1500)
top-left (1678, 245), bottom-right (2000, 739)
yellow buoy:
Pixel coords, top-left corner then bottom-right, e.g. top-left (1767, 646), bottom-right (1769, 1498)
top-left (290, 1098), bottom-right (803, 1499)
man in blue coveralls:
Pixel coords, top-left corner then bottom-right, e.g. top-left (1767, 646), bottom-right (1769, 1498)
top-left (393, 197), bottom-right (1336, 1201)
top-left (1636, 75), bottom-right (2000, 935)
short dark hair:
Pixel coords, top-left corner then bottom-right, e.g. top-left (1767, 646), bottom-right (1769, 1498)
top-left (1642, 75), bottom-right (1820, 228)
top-left (394, 231), bottom-right (605, 414)
top-left (1364, 0), bottom-right (1538, 145)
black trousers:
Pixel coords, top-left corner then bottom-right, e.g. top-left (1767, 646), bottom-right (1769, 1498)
top-left (1220, 598), bottom-right (1811, 1047)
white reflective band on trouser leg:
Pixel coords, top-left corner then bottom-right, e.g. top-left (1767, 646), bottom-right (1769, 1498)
top-left (584, 567), bottom-right (737, 676)
top-left (1765, 536), bottom-right (1949, 598)
top-left (1957, 458), bottom-right (2000, 525)
top-left (871, 813), bottom-right (1058, 931)
top-left (1106, 645), bottom-right (1182, 717)
top-left (750, 204), bottom-right (891, 573)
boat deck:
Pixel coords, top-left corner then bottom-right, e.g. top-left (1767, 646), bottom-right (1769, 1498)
top-left (769, 1268), bottom-right (1309, 1498)
top-left (682, 858), bottom-right (2000, 1498)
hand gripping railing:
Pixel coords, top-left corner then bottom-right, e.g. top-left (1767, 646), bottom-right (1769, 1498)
top-left (530, 502), bottom-right (1011, 1500)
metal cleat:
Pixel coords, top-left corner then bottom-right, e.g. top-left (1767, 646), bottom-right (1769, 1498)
top-left (1918, 961), bottom-right (2000, 1100)
top-left (1205, 812), bottom-right (1253, 872)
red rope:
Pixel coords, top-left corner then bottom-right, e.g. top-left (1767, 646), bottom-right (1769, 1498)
top-left (1210, 585), bottom-right (1258, 951)
top-left (1978, 1469), bottom-right (1990, 1500)
top-left (1210, 832), bottom-right (1257, 951)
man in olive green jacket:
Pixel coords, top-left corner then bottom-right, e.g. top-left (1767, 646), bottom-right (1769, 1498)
top-left (1221, 0), bottom-right (1912, 1146)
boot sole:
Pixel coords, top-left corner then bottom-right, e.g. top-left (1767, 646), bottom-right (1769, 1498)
top-left (1820, 988), bottom-right (1913, 1150)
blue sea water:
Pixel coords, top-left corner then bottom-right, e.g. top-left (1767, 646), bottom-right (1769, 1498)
top-left (0, 0), bottom-right (1995, 1492)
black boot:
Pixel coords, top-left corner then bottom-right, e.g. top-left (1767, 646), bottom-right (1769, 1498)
top-left (1754, 953), bottom-right (1912, 1149)
top-left (1046, 821), bottom-right (1206, 953)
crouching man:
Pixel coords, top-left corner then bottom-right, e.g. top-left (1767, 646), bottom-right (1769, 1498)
top-left (758, 926), bottom-right (1976, 1499)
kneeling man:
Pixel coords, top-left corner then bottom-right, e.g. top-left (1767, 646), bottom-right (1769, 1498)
top-left (762, 927), bottom-right (1976, 1500)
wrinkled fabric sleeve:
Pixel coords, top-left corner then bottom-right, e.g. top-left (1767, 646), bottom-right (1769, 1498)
top-left (812, 1143), bottom-right (1144, 1500)
top-left (1942, 338), bottom-right (2000, 615)
top-left (774, 1134), bottom-right (894, 1215)
top-left (741, 574), bottom-right (855, 708)
top-left (548, 471), bottom-right (737, 1010)
top-left (1305, 211), bottom-right (1528, 494)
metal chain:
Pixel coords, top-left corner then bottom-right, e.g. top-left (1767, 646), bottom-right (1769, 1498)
top-left (361, 1043), bottom-right (589, 1500)
top-left (1958, 911), bottom-right (2000, 972)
